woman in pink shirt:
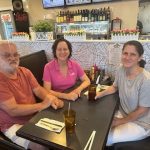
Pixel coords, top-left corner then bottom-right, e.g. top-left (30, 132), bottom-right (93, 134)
top-left (43, 38), bottom-right (90, 101)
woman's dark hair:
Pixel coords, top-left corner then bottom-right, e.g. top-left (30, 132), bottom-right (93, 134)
top-left (139, 59), bottom-right (146, 68)
top-left (52, 38), bottom-right (72, 59)
top-left (123, 40), bottom-right (144, 56)
top-left (122, 40), bottom-right (145, 67)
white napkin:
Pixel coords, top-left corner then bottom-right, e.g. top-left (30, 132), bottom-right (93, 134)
top-left (84, 85), bottom-right (110, 96)
top-left (35, 118), bottom-right (65, 133)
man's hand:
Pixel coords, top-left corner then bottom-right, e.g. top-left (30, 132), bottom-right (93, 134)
top-left (41, 98), bottom-right (51, 111)
top-left (45, 94), bottom-right (64, 110)
top-left (51, 98), bottom-right (64, 109)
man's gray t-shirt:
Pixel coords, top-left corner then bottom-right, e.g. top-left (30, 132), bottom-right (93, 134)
top-left (113, 66), bottom-right (150, 129)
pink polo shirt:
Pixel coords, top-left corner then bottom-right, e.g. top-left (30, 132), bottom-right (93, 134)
top-left (43, 59), bottom-right (84, 92)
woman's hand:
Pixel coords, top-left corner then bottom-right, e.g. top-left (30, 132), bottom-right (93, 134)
top-left (72, 88), bottom-right (82, 97)
top-left (95, 91), bottom-right (103, 100)
top-left (65, 92), bottom-right (78, 101)
top-left (111, 117), bottom-right (124, 128)
top-left (95, 86), bottom-right (117, 100)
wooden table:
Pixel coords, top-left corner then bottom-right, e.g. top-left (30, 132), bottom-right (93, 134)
top-left (17, 93), bottom-right (119, 150)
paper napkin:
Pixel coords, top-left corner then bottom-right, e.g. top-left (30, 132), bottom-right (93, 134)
top-left (84, 85), bottom-right (110, 96)
top-left (35, 118), bottom-right (65, 133)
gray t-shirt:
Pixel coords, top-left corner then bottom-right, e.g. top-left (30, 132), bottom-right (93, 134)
top-left (113, 66), bottom-right (150, 129)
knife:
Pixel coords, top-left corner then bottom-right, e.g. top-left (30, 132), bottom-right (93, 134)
top-left (40, 122), bottom-right (59, 131)
top-left (40, 119), bottom-right (63, 128)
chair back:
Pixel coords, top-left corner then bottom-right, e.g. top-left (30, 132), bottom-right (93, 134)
top-left (20, 50), bottom-right (48, 86)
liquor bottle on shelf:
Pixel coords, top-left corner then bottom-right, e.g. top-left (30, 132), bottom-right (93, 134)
top-left (66, 10), bottom-right (70, 23)
top-left (97, 9), bottom-right (100, 21)
top-left (56, 12), bottom-right (59, 23)
top-left (91, 9), bottom-right (94, 22)
top-left (75, 10), bottom-right (78, 22)
top-left (83, 9), bottom-right (87, 22)
top-left (56, 7), bottom-right (111, 23)
top-left (102, 8), bottom-right (106, 21)
top-left (79, 10), bottom-right (82, 22)
top-left (78, 10), bottom-right (82, 22)
top-left (70, 11), bottom-right (74, 22)
top-left (88, 10), bottom-right (91, 22)
top-left (99, 8), bottom-right (103, 21)
top-left (63, 11), bottom-right (67, 23)
top-left (95, 9), bottom-right (98, 22)
top-left (59, 11), bottom-right (63, 23)
top-left (81, 10), bottom-right (85, 22)
top-left (92, 9), bottom-right (96, 22)
top-left (84, 9), bottom-right (87, 22)
top-left (73, 10), bottom-right (77, 22)
top-left (106, 7), bottom-right (111, 21)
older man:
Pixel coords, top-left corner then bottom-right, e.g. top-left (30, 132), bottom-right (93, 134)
top-left (0, 41), bottom-right (64, 150)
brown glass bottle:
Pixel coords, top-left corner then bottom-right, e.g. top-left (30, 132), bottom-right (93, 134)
top-left (106, 7), bottom-right (111, 21)
top-left (88, 81), bottom-right (96, 101)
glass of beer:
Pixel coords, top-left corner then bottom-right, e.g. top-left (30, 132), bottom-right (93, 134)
top-left (63, 109), bottom-right (76, 134)
top-left (88, 84), bottom-right (96, 101)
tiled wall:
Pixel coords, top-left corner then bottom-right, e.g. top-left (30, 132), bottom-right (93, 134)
top-left (14, 40), bottom-right (150, 76)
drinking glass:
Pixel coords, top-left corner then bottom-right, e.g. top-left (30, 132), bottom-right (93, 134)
top-left (63, 109), bottom-right (76, 134)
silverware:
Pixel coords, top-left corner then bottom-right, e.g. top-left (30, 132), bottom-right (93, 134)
top-left (40, 122), bottom-right (59, 131)
top-left (40, 119), bottom-right (63, 128)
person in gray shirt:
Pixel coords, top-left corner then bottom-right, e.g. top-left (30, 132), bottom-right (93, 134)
top-left (96, 40), bottom-right (150, 146)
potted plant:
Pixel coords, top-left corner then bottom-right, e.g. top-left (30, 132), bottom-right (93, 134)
top-left (32, 20), bottom-right (54, 40)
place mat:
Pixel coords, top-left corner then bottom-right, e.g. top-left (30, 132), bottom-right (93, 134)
top-left (84, 85), bottom-right (110, 96)
top-left (35, 118), bottom-right (65, 133)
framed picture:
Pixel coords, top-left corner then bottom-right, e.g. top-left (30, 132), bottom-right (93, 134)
top-left (111, 18), bottom-right (122, 31)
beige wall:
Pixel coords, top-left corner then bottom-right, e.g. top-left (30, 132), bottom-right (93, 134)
top-left (0, 0), bottom-right (12, 11)
top-left (27, 0), bottom-right (139, 29)
top-left (0, 0), bottom-right (139, 29)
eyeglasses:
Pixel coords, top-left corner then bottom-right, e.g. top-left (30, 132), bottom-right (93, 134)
top-left (0, 52), bottom-right (20, 59)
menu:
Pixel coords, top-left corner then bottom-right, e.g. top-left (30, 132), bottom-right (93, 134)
top-left (66, 0), bottom-right (91, 6)
top-left (42, 0), bottom-right (64, 8)
top-left (108, 43), bottom-right (123, 65)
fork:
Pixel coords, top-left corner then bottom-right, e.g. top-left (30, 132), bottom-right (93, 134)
top-left (40, 122), bottom-right (59, 131)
